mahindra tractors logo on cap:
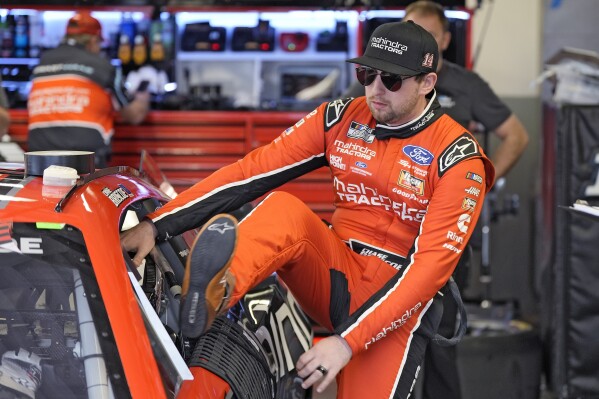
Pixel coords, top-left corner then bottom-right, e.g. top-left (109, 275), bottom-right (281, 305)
top-left (370, 36), bottom-right (408, 55)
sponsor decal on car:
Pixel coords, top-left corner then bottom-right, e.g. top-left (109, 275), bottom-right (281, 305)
top-left (102, 184), bottom-right (133, 207)
top-left (0, 237), bottom-right (43, 254)
top-left (0, 222), bottom-right (11, 245)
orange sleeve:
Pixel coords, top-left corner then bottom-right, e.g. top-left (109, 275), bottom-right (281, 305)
top-left (148, 106), bottom-right (329, 240)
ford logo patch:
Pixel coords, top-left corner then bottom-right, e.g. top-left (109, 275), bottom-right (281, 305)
top-left (403, 145), bottom-right (434, 166)
top-left (355, 162), bottom-right (367, 168)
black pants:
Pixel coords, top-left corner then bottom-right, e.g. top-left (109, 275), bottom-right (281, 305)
top-left (421, 292), bottom-right (462, 399)
top-left (419, 247), bottom-right (471, 399)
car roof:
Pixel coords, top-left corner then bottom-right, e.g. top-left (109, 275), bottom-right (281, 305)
top-left (0, 154), bottom-right (169, 228)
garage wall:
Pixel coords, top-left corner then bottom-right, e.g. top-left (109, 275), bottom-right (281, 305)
top-left (461, 0), bottom-right (542, 319)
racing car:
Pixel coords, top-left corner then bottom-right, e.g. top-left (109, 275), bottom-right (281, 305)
top-left (0, 150), bottom-right (314, 399)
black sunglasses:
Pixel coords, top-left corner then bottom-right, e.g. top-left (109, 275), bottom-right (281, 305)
top-left (355, 66), bottom-right (419, 92)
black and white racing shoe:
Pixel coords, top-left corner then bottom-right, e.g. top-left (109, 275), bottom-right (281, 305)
top-left (180, 214), bottom-right (238, 338)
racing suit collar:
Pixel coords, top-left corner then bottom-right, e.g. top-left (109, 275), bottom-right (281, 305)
top-left (373, 89), bottom-right (444, 140)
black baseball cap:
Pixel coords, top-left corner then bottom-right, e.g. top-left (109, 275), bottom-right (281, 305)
top-left (347, 21), bottom-right (438, 76)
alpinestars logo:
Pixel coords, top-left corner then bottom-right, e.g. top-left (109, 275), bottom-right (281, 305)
top-left (325, 98), bottom-right (353, 131)
top-left (438, 133), bottom-right (481, 177)
top-left (347, 121), bottom-right (375, 143)
top-left (208, 222), bottom-right (235, 234)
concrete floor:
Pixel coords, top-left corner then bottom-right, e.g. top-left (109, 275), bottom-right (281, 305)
top-left (313, 379), bottom-right (557, 399)
top-left (313, 382), bottom-right (336, 399)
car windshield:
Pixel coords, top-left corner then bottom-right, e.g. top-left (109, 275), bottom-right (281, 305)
top-left (0, 222), bottom-right (130, 399)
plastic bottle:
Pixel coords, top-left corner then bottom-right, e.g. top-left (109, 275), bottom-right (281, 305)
top-left (28, 12), bottom-right (43, 58)
top-left (150, 31), bottom-right (165, 63)
top-left (118, 34), bottom-right (132, 66)
top-left (160, 13), bottom-right (175, 61)
top-left (1, 14), bottom-right (15, 58)
top-left (132, 33), bottom-right (147, 66)
top-left (14, 14), bottom-right (29, 58)
top-left (0, 17), bottom-right (6, 57)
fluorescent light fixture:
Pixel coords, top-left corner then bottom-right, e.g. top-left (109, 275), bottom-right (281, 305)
top-left (361, 9), bottom-right (470, 21)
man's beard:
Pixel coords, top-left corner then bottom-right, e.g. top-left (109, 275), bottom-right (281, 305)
top-left (367, 89), bottom-right (420, 126)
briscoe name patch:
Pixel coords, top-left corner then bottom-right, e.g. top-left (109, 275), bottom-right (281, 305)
top-left (438, 133), bottom-right (481, 177)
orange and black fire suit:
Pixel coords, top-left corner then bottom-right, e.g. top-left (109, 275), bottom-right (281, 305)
top-left (149, 93), bottom-right (495, 398)
top-left (27, 43), bottom-right (132, 167)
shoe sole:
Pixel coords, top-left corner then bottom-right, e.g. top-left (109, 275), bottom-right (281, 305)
top-left (181, 214), bottom-right (238, 338)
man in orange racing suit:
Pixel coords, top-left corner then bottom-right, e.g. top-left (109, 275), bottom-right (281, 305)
top-left (122, 21), bottom-right (494, 399)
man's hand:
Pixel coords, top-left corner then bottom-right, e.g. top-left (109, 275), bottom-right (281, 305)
top-left (120, 219), bottom-right (157, 267)
top-left (296, 335), bottom-right (352, 394)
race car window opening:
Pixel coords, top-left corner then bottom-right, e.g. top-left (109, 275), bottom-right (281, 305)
top-left (120, 198), bottom-right (197, 396)
top-left (128, 272), bottom-right (193, 398)
top-left (0, 223), bottom-right (131, 399)
top-left (121, 198), bottom-right (191, 288)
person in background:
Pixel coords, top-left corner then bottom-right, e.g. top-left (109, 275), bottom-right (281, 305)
top-left (122, 20), bottom-right (495, 398)
top-left (0, 82), bottom-right (9, 138)
top-left (343, 2), bottom-right (529, 398)
top-left (27, 12), bottom-right (150, 168)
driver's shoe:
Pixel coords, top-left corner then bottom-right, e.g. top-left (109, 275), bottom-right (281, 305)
top-left (180, 214), bottom-right (237, 338)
